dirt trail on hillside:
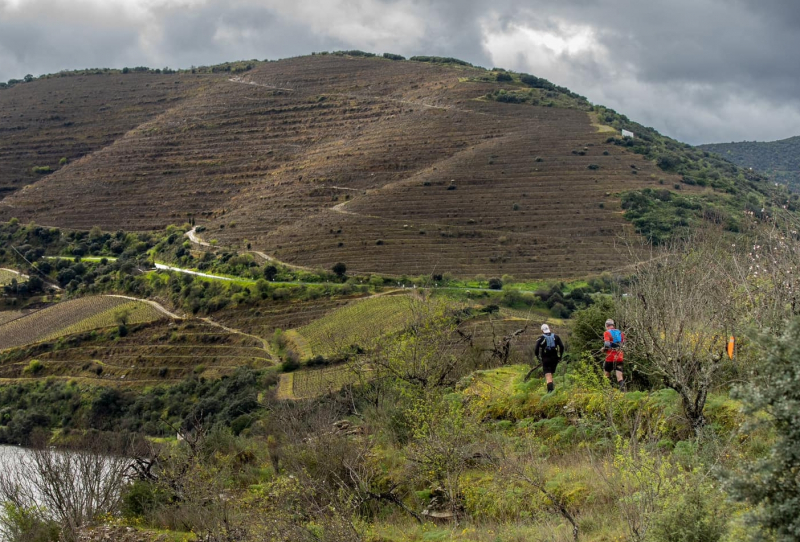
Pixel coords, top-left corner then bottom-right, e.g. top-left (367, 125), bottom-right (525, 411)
top-left (104, 294), bottom-right (183, 319)
top-left (200, 317), bottom-right (276, 363)
top-left (184, 227), bottom-right (316, 273)
top-left (185, 227), bottom-right (211, 247)
top-left (104, 294), bottom-right (275, 363)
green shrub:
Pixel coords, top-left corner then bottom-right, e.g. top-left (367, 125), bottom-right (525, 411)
top-left (650, 480), bottom-right (729, 542)
top-left (121, 480), bottom-right (169, 519)
top-left (0, 503), bottom-right (60, 542)
top-left (22, 359), bottom-right (43, 375)
top-left (570, 298), bottom-right (615, 354)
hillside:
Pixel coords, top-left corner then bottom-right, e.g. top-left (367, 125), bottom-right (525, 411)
top-left (0, 54), bottom-right (680, 279)
top-left (0, 53), bottom-right (780, 279)
top-left (0, 72), bottom-right (215, 197)
top-left (0, 295), bottom-right (166, 352)
top-left (699, 136), bottom-right (800, 190)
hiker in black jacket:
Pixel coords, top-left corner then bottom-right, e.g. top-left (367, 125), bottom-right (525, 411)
top-left (534, 324), bottom-right (565, 393)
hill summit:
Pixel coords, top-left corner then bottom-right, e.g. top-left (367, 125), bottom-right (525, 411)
top-left (0, 53), bottom-right (776, 278)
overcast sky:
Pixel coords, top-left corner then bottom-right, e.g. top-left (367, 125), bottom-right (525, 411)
top-left (2, 0), bottom-right (799, 144)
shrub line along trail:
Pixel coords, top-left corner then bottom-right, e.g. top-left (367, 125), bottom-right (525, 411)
top-left (154, 263), bottom-right (240, 282)
top-left (181, 229), bottom-right (549, 294)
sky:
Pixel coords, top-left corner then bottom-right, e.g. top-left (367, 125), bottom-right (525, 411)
top-left (1, 0), bottom-right (799, 144)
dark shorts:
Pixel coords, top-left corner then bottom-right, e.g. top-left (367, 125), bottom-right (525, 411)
top-left (604, 361), bottom-right (623, 373)
top-left (542, 358), bottom-right (559, 374)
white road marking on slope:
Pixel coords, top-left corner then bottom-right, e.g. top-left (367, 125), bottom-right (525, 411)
top-left (154, 263), bottom-right (238, 282)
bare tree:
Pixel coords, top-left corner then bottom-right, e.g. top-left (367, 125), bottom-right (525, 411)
top-left (367, 295), bottom-right (474, 390)
top-left (728, 210), bottom-right (800, 332)
top-left (0, 437), bottom-right (131, 542)
top-left (620, 230), bottom-right (738, 433)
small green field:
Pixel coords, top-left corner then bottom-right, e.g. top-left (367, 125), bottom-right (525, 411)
top-left (294, 294), bottom-right (414, 357)
top-left (0, 296), bottom-right (166, 351)
top-left (282, 364), bottom-right (370, 400)
top-left (0, 268), bottom-right (22, 286)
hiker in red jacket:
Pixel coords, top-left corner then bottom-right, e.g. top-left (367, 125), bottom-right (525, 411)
top-left (602, 319), bottom-right (625, 391)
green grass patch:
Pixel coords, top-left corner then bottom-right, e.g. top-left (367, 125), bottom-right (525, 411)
top-left (295, 294), bottom-right (414, 357)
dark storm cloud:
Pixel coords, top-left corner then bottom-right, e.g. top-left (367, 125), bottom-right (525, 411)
top-left (1, 0), bottom-right (799, 144)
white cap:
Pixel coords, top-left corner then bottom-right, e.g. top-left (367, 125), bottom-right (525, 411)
top-left (541, 324), bottom-right (551, 334)
top-left (605, 319), bottom-right (615, 327)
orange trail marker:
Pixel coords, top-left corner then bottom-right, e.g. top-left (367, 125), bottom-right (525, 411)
top-left (727, 336), bottom-right (735, 360)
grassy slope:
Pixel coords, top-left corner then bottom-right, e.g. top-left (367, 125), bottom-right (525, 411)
top-left (0, 318), bottom-right (273, 384)
top-left (294, 293), bottom-right (414, 357)
top-left (0, 268), bottom-right (22, 285)
top-left (699, 136), bottom-right (800, 191)
top-left (0, 296), bottom-right (164, 351)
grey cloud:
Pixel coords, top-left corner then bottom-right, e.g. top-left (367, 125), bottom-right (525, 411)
top-left (0, 0), bottom-right (799, 143)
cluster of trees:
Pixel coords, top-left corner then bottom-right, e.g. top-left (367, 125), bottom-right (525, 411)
top-left (0, 367), bottom-right (267, 445)
top-left (409, 55), bottom-right (473, 66)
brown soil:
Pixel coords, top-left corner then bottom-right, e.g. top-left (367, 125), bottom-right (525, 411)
top-left (0, 55), bottom-right (678, 278)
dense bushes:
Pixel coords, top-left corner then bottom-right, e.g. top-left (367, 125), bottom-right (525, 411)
top-left (619, 188), bottom-right (744, 244)
top-left (0, 368), bottom-right (267, 442)
top-left (409, 55), bottom-right (472, 66)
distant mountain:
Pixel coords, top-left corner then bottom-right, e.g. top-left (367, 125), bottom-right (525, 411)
top-left (699, 136), bottom-right (800, 190)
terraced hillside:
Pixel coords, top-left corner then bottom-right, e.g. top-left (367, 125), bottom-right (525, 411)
top-left (0, 319), bottom-right (272, 384)
top-left (212, 297), bottom-right (352, 339)
top-left (291, 293), bottom-right (414, 358)
top-left (1, 55), bottom-right (679, 277)
top-left (0, 296), bottom-right (165, 351)
top-left (278, 309), bottom-right (543, 400)
top-left (0, 72), bottom-right (215, 198)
